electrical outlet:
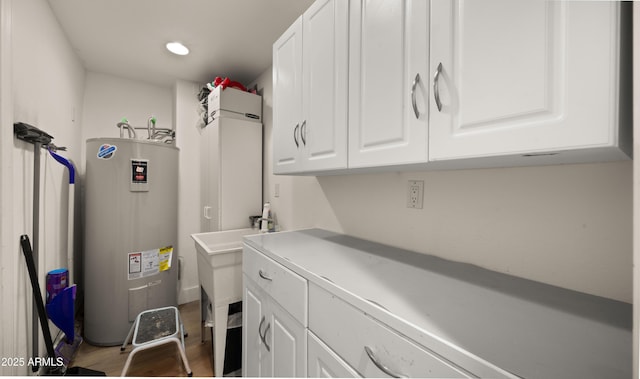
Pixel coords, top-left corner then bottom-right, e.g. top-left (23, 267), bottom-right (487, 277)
top-left (407, 180), bottom-right (424, 209)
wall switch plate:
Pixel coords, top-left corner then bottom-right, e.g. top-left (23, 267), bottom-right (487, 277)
top-left (407, 180), bottom-right (424, 209)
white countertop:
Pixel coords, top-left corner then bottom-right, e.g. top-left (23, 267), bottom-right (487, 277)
top-left (244, 229), bottom-right (631, 379)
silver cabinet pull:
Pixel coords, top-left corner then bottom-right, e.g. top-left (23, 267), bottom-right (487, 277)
top-left (411, 73), bottom-right (421, 119)
top-left (364, 346), bottom-right (407, 378)
top-left (433, 62), bottom-right (443, 112)
top-left (258, 316), bottom-right (271, 352)
top-left (300, 120), bottom-right (307, 146)
top-left (263, 322), bottom-right (271, 352)
top-left (293, 124), bottom-right (300, 147)
top-left (258, 315), bottom-right (265, 343)
top-left (258, 269), bottom-right (273, 281)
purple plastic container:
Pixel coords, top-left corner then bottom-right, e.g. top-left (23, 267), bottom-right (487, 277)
top-left (46, 268), bottom-right (68, 304)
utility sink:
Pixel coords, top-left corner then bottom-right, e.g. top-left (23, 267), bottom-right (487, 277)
top-left (191, 228), bottom-right (257, 377)
top-left (191, 228), bottom-right (257, 307)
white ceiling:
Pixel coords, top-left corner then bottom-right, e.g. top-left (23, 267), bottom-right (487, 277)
top-left (47, 0), bottom-right (315, 88)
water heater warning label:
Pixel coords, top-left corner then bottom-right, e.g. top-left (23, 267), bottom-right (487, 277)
top-left (131, 160), bottom-right (148, 183)
top-left (128, 246), bottom-right (173, 280)
top-left (130, 159), bottom-right (149, 192)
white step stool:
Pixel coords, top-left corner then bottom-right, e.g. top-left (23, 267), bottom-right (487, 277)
top-left (120, 306), bottom-right (192, 377)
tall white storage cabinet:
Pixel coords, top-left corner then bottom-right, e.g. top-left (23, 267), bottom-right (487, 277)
top-left (272, 0), bottom-right (349, 174)
top-left (200, 89), bottom-right (263, 232)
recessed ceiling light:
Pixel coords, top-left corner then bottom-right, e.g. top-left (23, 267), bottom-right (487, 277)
top-left (166, 42), bottom-right (189, 56)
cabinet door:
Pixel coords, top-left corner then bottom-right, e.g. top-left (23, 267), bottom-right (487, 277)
top-left (429, 1), bottom-right (625, 160)
top-left (243, 274), bottom-right (307, 377)
top-left (301, 0), bottom-right (349, 172)
top-left (273, 16), bottom-right (303, 174)
top-left (348, 0), bottom-right (429, 168)
top-left (243, 277), bottom-right (266, 377)
top-left (266, 299), bottom-right (307, 377)
top-left (308, 331), bottom-right (360, 378)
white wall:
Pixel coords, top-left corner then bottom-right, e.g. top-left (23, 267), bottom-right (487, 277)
top-left (80, 71), bottom-right (173, 167)
top-left (254, 66), bottom-right (633, 304)
top-left (1, 0), bottom-right (86, 375)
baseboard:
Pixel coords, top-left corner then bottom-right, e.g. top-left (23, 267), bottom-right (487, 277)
top-left (178, 284), bottom-right (200, 305)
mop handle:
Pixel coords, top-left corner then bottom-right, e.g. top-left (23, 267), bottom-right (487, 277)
top-left (48, 148), bottom-right (75, 284)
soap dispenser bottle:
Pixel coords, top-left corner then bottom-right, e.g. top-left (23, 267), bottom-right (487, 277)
top-left (260, 202), bottom-right (271, 233)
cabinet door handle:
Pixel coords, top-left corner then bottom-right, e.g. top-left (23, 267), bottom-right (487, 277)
top-left (263, 322), bottom-right (271, 352)
top-left (300, 120), bottom-right (307, 146)
top-left (364, 346), bottom-right (407, 378)
top-left (203, 206), bottom-right (212, 220)
top-left (433, 62), bottom-right (443, 112)
top-left (293, 124), bottom-right (300, 148)
top-left (258, 269), bottom-right (273, 281)
top-left (258, 316), bottom-right (271, 352)
top-left (411, 73), bottom-right (421, 119)
top-left (259, 315), bottom-right (265, 338)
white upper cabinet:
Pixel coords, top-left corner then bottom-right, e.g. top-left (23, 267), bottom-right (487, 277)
top-left (348, 0), bottom-right (429, 168)
top-left (273, 17), bottom-right (303, 174)
top-left (273, 0), bottom-right (631, 175)
top-left (428, 0), bottom-right (632, 163)
top-left (273, 0), bottom-right (349, 174)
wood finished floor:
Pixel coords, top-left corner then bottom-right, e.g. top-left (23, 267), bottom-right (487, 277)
top-left (70, 301), bottom-right (215, 377)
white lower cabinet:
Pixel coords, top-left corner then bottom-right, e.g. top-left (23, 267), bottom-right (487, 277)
top-left (308, 331), bottom-right (360, 378)
top-left (243, 230), bottom-right (630, 378)
top-left (242, 247), bottom-right (307, 378)
top-left (243, 245), bottom-right (508, 378)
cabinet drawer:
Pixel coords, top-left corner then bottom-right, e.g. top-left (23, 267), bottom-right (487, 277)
top-left (243, 245), bottom-right (308, 325)
top-left (309, 284), bottom-right (473, 378)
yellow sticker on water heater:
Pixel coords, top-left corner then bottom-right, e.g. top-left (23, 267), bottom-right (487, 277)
top-left (127, 246), bottom-right (173, 280)
top-left (159, 246), bottom-right (173, 272)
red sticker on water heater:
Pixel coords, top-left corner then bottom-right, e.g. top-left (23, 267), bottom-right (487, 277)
top-left (131, 160), bottom-right (148, 184)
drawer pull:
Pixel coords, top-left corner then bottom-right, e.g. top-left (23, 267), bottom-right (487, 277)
top-left (258, 269), bottom-right (273, 281)
top-left (364, 346), bottom-right (407, 378)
